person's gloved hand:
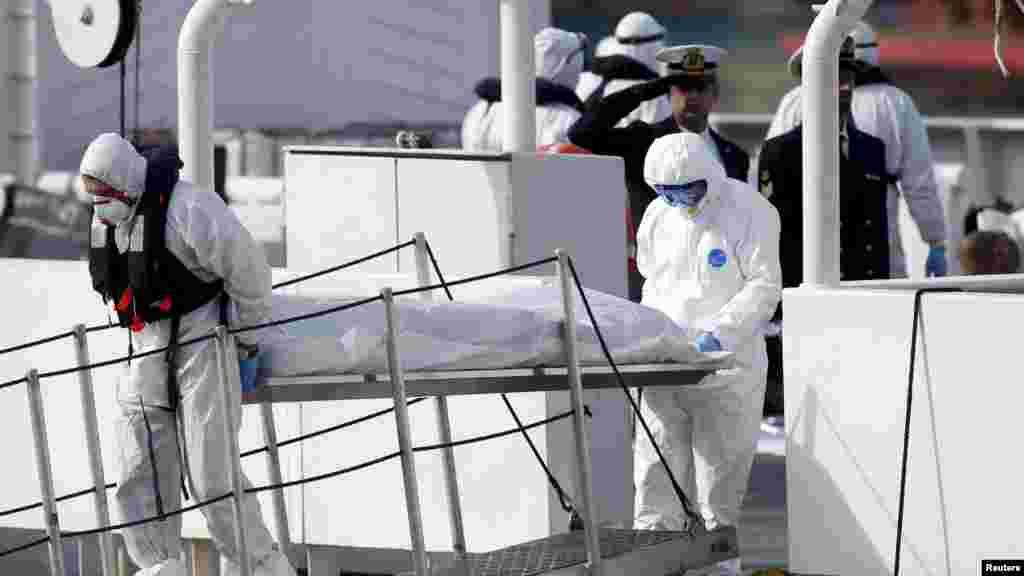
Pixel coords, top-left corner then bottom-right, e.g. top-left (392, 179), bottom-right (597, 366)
top-left (237, 345), bottom-right (262, 394)
top-left (696, 332), bottom-right (722, 353)
top-left (925, 245), bottom-right (947, 277)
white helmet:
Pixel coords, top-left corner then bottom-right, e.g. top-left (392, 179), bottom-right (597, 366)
top-left (594, 35), bottom-right (618, 58)
top-left (614, 12), bottom-right (666, 45)
top-left (849, 21), bottom-right (879, 68)
top-left (787, 21), bottom-right (876, 77)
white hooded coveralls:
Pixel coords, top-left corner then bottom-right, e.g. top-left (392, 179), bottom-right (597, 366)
top-left (634, 133), bottom-right (781, 536)
top-left (80, 134), bottom-right (292, 576)
top-left (461, 28), bottom-right (584, 151)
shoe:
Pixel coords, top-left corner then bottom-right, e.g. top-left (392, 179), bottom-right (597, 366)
top-left (135, 557), bottom-right (186, 576)
top-left (221, 549), bottom-right (297, 576)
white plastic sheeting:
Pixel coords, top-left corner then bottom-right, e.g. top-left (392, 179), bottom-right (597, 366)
top-left (258, 282), bottom-right (721, 379)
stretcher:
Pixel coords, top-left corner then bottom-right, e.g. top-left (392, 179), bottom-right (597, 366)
top-left (30, 236), bottom-right (738, 576)
top-left (237, 236), bottom-right (739, 576)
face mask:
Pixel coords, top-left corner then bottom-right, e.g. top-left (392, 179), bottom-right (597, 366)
top-left (93, 198), bottom-right (134, 226)
top-left (655, 180), bottom-right (709, 209)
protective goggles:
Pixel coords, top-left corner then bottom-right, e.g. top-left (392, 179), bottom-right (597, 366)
top-left (654, 180), bottom-right (709, 208)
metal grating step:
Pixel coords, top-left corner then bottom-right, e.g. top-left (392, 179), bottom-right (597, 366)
top-left (400, 526), bottom-right (738, 576)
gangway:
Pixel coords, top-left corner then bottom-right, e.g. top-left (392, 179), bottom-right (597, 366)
top-left (6, 236), bottom-right (738, 576)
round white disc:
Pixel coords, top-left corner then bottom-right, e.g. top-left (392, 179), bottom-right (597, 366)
top-left (52, 0), bottom-right (125, 69)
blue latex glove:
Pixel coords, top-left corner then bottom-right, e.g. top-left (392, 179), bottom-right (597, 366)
top-left (238, 349), bottom-right (262, 394)
top-left (695, 332), bottom-right (722, 353)
top-left (925, 245), bottom-right (947, 277)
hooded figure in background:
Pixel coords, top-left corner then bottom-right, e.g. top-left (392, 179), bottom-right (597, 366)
top-left (461, 28), bottom-right (587, 152)
top-left (634, 132), bottom-right (780, 576)
top-left (80, 133), bottom-right (295, 576)
top-left (766, 19), bottom-right (947, 279)
top-left (574, 35), bottom-right (617, 104)
top-left (576, 12), bottom-right (672, 126)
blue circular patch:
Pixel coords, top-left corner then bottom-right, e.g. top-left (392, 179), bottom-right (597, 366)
top-left (708, 248), bottom-right (728, 269)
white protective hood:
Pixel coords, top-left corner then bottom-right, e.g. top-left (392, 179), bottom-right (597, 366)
top-left (535, 27), bottom-right (585, 89)
top-left (644, 132), bottom-right (727, 216)
top-left (79, 133), bottom-right (147, 198)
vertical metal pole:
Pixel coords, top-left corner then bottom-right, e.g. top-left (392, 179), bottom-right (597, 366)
top-left (9, 0), bottom-right (39, 186)
top-left (213, 326), bottom-right (252, 576)
top-left (413, 233), bottom-right (467, 556)
top-left (555, 252), bottom-right (602, 575)
top-left (259, 402), bottom-right (294, 563)
top-left (25, 369), bottom-right (66, 576)
top-left (499, 0), bottom-right (535, 152)
top-left (73, 324), bottom-right (115, 576)
top-left (382, 288), bottom-right (429, 576)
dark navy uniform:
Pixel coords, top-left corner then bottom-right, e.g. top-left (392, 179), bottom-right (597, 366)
top-left (758, 121), bottom-right (889, 288)
top-left (757, 120), bottom-right (888, 405)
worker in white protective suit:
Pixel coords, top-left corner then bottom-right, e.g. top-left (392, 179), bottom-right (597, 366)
top-left (575, 12), bottom-right (672, 126)
top-left (461, 27), bottom-right (588, 151)
top-left (765, 20), bottom-right (948, 278)
top-left (80, 133), bottom-right (295, 576)
top-left (635, 132), bottom-right (781, 576)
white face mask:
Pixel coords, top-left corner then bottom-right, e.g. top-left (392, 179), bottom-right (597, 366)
top-left (93, 199), bottom-right (134, 226)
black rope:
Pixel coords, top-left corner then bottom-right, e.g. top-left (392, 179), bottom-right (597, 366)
top-left (0, 330), bottom-right (75, 357)
top-left (85, 322), bottom-right (120, 335)
top-left (0, 535), bottom-right (51, 560)
top-left (499, 396), bottom-right (578, 515)
top-left (566, 256), bottom-right (701, 527)
top-left (894, 287), bottom-right (961, 576)
top-left (391, 256), bottom-right (559, 299)
top-left (423, 240), bottom-right (577, 516)
top-left (413, 407), bottom-right (579, 453)
top-left (0, 483), bottom-right (117, 520)
top-left (421, 240), bottom-right (455, 301)
top-left (247, 407), bottom-right (580, 496)
top-left (240, 397), bottom-right (429, 458)
top-left (139, 397), bottom-right (166, 517)
top-left (1, 239), bottom-right (414, 368)
top-left (230, 294), bottom-right (382, 335)
top-left (246, 451), bottom-right (401, 495)
top-left (119, 60), bottom-right (126, 138)
top-left (272, 240), bottom-right (416, 290)
top-left (64, 492), bottom-right (234, 538)
top-left (34, 332), bottom-right (218, 381)
top-left (0, 377), bottom-right (27, 392)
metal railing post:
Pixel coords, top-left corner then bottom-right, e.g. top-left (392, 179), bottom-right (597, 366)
top-left (213, 326), bottom-right (252, 576)
top-left (413, 232), bottom-right (467, 556)
top-left (26, 369), bottom-right (66, 576)
top-left (556, 252), bottom-right (602, 575)
top-left (382, 288), bottom-right (430, 576)
top-left (259, 402), bottom-right (294, 564)
top-left (73, 323), bottom-right (115, 576)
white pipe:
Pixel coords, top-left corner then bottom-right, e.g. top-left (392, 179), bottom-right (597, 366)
top-left (8, 0), bottom-right (38, 185)
top-left (801, 0), bottom-right (873, 286)
top-left (178, 0), bottom-right (232, 190)
top-left (499, 0), bottom-right (535, 152)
